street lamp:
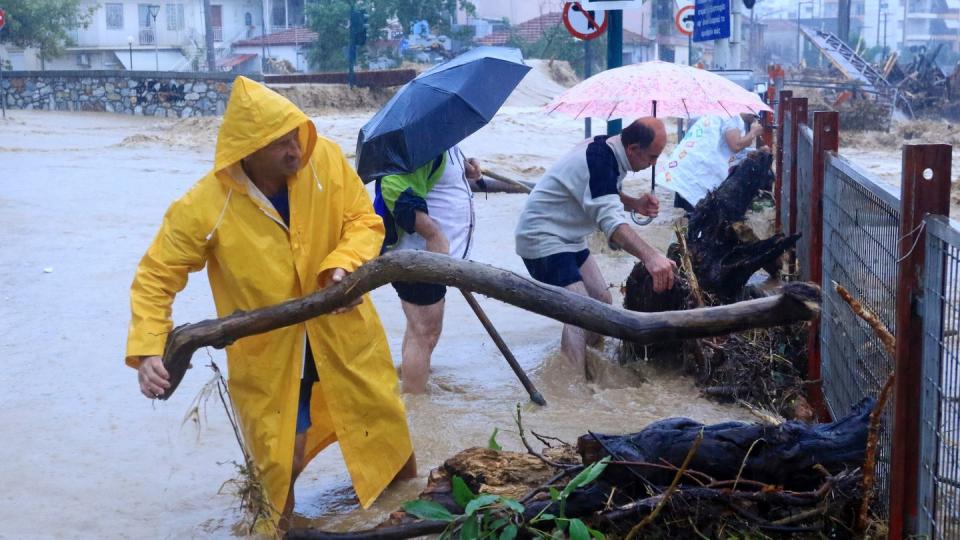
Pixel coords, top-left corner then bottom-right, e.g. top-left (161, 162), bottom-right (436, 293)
top-left (127, 35), bottom-right (134, 70)
top-left (796, 0), bottom-right (814, 67)
top-left (148, 4), bottom-right (161, 71)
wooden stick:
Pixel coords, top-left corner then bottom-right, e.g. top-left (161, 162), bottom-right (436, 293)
top-left (834, 282), bottom-right (897, 532)
top-left (483, 169), bottom-right (533, 193)
top-left (158, 251), bottom-right (822, 399)
top-left (461, 290), bottom-right (546, 406)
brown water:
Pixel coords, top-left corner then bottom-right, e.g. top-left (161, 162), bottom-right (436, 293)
top-left (1, 109), bottom-right (750, 539)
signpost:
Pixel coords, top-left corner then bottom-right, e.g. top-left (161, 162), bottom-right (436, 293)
top-left (0, 8), bottom-right (7, 119)
top-left (676, 3), bottom-right (694, 66)
top-left (563, 3), bottom-right (608, 139)
top-left (693, 0), bottom-right (731, 42)
top-left (562, 2), bottom-right (608, 41)
top-left (579, 0), bottom-right (643, 10)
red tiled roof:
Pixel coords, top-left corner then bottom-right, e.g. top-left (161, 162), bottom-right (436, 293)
top-left (217, 53), bottom-right (257, 68)
top-left (234, 27), bottom-right (318, 47)
top-left (477, 12), bottom-right (563, 46)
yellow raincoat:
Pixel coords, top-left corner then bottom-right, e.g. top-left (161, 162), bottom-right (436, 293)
top-left (125, 77), bottom-right (413, 522)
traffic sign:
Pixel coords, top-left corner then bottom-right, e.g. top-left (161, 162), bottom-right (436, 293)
top-left (562, 3), bottom-right (608, 41)
top-left (675, 5), bottom-right (694, 36)
top-left (579, 0), bottom-right (643, 11)
top-left (693, 0), bottom-right (731, 43)
top-left (0, 9), bottom-right (7, 31)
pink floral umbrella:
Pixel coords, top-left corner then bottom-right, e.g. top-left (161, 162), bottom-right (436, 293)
top-left (544, 60), bottom-right (772, 120)
top-left (544, 61), bottom-right (772, 225)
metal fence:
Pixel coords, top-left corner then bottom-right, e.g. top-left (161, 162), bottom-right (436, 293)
top-left (776, 90), bottom-right (956, 535)
top-left (795, 126), bottom-right (814, 281)
top-left (919, 215), bottom-right (960, 539)
top-left (780, 111), bottom-right (793, 234)
top-left (819, 151), bottom-right (901, 513)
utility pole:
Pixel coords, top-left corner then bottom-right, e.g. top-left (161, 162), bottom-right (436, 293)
top-left (838, 0), bottom-right (850, 43)
top-left (584, 38), bottom-right (592, 138)
top-left (606, 9), bottom-right (623, 135)
top-left (203, 0), bottom-right (217, 72)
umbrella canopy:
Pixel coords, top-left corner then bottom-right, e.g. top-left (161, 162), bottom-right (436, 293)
top-left (544, 60), bottom-right (772, 120)
top-left (355, 46), bottom-right (531, 182)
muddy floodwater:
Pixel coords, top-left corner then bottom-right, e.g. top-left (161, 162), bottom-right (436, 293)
top-left (3, 108), bottom-right (756, 538)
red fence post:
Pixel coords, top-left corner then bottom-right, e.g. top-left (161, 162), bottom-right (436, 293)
top-left (888, 144), bottom-right (952, 538)
top-left (788, 97), bottom-right (808, 237)
top-left (806, 111), bottom-right (838, 421)
top-left (774, 90), bottom-right (792, 234)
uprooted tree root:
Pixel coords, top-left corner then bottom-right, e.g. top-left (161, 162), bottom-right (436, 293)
top-left (287, 400), bottom-right (879, 540)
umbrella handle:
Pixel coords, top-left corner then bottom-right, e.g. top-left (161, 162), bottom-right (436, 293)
top-left (631, 211), bottom-right (653, 226)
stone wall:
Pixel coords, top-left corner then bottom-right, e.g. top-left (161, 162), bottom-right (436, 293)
top-left (0, 71), bottom-right (260, 117)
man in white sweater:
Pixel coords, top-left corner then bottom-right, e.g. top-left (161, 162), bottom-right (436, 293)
top-left (515, 118), bottom-right (676, 372)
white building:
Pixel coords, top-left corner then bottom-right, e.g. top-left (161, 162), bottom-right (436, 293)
top-left (1, 0), bottom-right (309, 72)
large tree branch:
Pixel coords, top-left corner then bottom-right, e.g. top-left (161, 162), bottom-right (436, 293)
top-left (159, 250), bottom-right (821, 399)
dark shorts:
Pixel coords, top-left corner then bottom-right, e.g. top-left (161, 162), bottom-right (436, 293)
top-left (296, 377), bottom-right (313, 434)
top-left (522, 249), bottom-right (591, 288)
top-left (392, 280), bottom-right (447, 306)
top-left (296, 344), bottom-right (319, 434)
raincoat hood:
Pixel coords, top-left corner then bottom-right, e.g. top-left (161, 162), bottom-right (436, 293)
top-left (214, 76), bottom-right (318, 179)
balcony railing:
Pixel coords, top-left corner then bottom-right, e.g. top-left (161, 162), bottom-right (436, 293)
top-left (139, 27), bottom-right (156, 45)
top-left (213, 26), bottom-right (223, 42)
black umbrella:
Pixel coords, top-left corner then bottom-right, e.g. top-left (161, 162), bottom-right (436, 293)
top-left (355, 46), bottom-right (531, 182)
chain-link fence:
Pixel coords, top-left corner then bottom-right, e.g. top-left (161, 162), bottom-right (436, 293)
top-left (820, 152), bottom-right (901, 514)
top-left (919, 215), bottom-right (960, 539)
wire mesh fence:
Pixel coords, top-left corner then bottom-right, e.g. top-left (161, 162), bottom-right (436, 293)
top-left (796, 125), bottom-right (814, 281)
top-left (819, 152), bottom-right (901, 515)
top-left (780, 111), bottom-right (793, 234)
top-left (919, 215), bottom-right (960, 539)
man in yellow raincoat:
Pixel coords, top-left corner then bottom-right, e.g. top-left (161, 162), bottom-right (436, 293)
top-left (125, 76), bottom-right (415, 530)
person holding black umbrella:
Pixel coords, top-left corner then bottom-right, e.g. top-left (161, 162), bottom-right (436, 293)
top-left (376, 145), bottom-right (483, 394)
top-left (515, 118), bottom-right (677, 376)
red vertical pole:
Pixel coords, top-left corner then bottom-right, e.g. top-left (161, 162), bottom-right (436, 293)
top-left (788, 97), bottom-right (808, 237)
top-left (888, 144), bottom-right (952, 539)
top-left (774, 90), bottom-right (792, 234)
top-left (806, 111), bottom-right (838, 421)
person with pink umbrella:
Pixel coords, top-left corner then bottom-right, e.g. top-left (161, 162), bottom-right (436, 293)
top-left (514, 118), bottom-right (677, 375)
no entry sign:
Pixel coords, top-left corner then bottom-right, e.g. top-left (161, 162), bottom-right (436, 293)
top-left (0, 9), bottom-right (7, 31)
top-left (562, 2), bottom-right (608, 41)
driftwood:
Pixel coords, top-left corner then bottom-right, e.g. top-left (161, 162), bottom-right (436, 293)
top-left (578, 399), bottom-right (870, 491)
top-left (159, 250), bottom-right (821, 399)
top-left (286, 401), bottom-right (873, 539)
top-left (473, 170), bottom-right (534, 193)
top-left (687, 151), bottom-right (800, 300)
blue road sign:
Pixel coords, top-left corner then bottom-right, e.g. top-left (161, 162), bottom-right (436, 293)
top-left (693, 0), bottom-right (730, 43)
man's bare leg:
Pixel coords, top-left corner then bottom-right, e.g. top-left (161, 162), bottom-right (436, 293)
top-left (400, 299), bottom-right (445, 394)
top-left (279, 432), bottom-right (308, 531)
top-left (579, 255), bottom-right (613, 347)
top-left (561, 280), bottom-right (590, 374)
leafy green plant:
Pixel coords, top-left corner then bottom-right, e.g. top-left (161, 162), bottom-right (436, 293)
top-left (402, 457), bottom-right (611, 539)
top-left (487, 427), bottom-right (502, 451)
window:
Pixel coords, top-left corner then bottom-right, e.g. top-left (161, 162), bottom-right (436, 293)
top-left (166, 4), bottom-right (185, 31)
top-left (105, 3), bottom-right (124, 30)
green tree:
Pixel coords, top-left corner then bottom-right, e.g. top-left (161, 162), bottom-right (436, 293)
top-left (0, 0), bottom-right (97, 61)
top-left (305, 0), bottom-right (352, 71)
top-left (305, 0), bottom-right (476, 71)
top-left (510, 25), bottom-right (605, 78)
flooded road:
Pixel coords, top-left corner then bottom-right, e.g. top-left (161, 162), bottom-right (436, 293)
top-left (1, 109), bottom-right (750, 538)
